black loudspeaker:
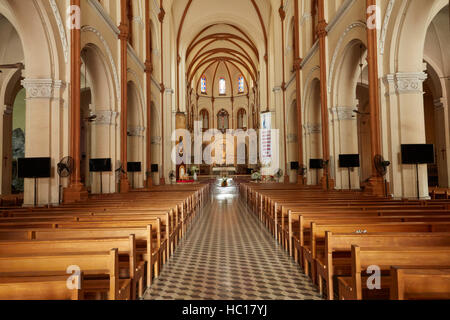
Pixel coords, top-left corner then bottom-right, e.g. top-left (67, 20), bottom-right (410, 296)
top-left (151, 164), bottom-right (159, 173)
top-left (310, 159), bottom-right (324, 169)
top-left (290, 162), bottom-right (299, 170)
top-left (127, 162), bottom-right (142, 173)
top-left (401, 144), bottom-right (435, 165)
top-left (246, 168), bottom-right (254, 175)
top-left (18, 158), bottom-right (51, 178)
top-left (339, 154), bottom-right (360, 168)
top-left (89, 158), bottom-right (112, 172)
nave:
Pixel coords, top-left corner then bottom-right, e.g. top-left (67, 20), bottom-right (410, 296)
top-left (144, 182), bottom-right (322, 300)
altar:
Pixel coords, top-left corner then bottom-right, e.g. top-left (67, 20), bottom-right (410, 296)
top-left (212, 167), bottom-right (236, 176)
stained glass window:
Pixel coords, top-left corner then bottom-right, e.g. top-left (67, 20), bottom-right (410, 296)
top-left (238, 76), bottom-right (244, 93)
top-left (219, 78), bottom-right (226, 95)
top-left (201, 76), bottom-right (207, 94)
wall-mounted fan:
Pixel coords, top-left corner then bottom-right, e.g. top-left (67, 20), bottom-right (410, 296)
top-left (57, 157), bottom-right (74, 178)
top-left (115, 160), bottom-right (125, 179)
top-left (374, 154), bottom-right (391, 197)
top-left (299, 165), bottom-right (307, 177)
top-left (275, 169), bottom-right (283, 179)
top-left (169, 170), bottom-right (176, 184)
top-left (57, 156), bottom-right (74, 203)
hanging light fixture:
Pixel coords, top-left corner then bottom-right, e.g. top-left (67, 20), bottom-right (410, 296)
top-left (359, 44), bottom-right (364, 86)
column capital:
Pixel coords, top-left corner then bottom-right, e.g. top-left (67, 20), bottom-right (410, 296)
top-left (21, 79), bottom-right (66, 99)
top-left (384, 72), bottom-right (428, 95)
top-left (151, 136), bottom-right (162, 145)
top-left (293, 58), bottom-right (303, 71)
top-left (144, 60), bottom-right (153, 73)
top-left (94, 110), bottom-right (119, 126)
top-left (317, 20), bottom-right (328, 38)
top-left (158, 7), bottom-right (165, 23)
top-left (279, 6), bottom-right (286, 21)
top-left (118, 22), bottom-right (129, 40)
top-left (127, 126), bottom-right (145, 137)
top-left (330, 106), bottom-right (356, 121)
top-left (287, 133), bottom-right (298, 143)
top-left (304, 123), bottom-right (322, 135)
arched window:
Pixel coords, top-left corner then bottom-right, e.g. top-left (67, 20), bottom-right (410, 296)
top-left (127, 0), bottom-right (134, 47)
top-left (312, 0), bottom-right (319, 43)
top-left (199, 109), bottom-right (209, 130)
top-left (219, 78), bottom-right (226, 95)
top-left (237, 109), bottom-right (247, 129)
top-left (238, 76), bottom-right (245, 93)
top-left (201, 76), bottom-right (207, 94)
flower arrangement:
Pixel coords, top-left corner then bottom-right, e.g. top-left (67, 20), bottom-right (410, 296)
top-left (251, 172), bottom-right (262, 181)
top-left (190, 165), bottom-right (199, 181)
top-left (190, 165), bottom-right (199, 174)
top-left (221, 178), bottom-right (228, 187)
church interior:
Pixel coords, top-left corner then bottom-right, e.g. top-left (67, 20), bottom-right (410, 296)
top-left (0, 0), bottom-right (449, 302)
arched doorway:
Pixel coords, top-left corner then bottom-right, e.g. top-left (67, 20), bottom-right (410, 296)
top-left (332, 40), bottom-right (367, 190)
top-left (305, 79), bottom-right (323, 185)
top-left (423, 5), bottom-right (449, 188)
top-left (287, 100), bottom-right (299, 182)
top-left (127, 81), bottom-right (145, 189)
top-left (150, 102), bottom-right (161, 185)
top-left (0, 13), bottom-right (24, 195)
top-left (80, 44), bottom-right (117, 194)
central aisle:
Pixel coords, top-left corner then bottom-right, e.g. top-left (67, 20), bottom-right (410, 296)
top-left (144, 182), bottom-right (322, 300)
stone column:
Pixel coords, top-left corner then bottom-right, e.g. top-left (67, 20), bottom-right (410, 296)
top-left (1, 105), bottom-right (13, 195)
top-left (91, 110), bottom-right (117, 194)
top-left (364, 0), bottom-right (385, 197)
top-left (118, 0), bottom-right (130, 193)
top-left (317, 0), bottom-right (334, 190)
top-left (158, 4), bottom-right (166, 185)
top-left (433, 98), bottom-right (449, 187)
top-left (293, 0), bottom-right (305, 185)
top-left (384, 72), bottom-right (429, 198)
top-left (127, 126), bottom-right (145, 188)
top-left (331, 106), bottom-right (359, 190)
top-left (64, 0), bottom-right (88, 203)
top-left (23, 79), bottom-right (67, 206)
top-left (144, 0), bottom-right (153, 188)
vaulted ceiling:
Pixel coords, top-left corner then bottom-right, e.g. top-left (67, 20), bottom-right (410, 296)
top-left (170, 0), bottom-right (272, 96)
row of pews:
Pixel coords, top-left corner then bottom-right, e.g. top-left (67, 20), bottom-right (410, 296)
top-left (429, 187), bottom-right (450, 200)
top-left (0, 183), bottom-right (210, 300)
top-left (240, 183), bottom-right (450, 300)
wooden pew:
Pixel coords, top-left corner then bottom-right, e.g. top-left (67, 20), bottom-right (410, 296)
top-left (0, 249), bottom-right (130, 300)
top-left (318, 232), bottom-right (450, 299)
top-left (0, 225), bottom-right (157, 289)
top-left (390, 266), bottom-right (450, 300)
top-left (287, 211), bottom-right (450, 262)
top-left (0, 235), bottom-right (144, 299)
top-left (0, 275), bottom-right (83, 300)
top-left (338, 246), bottom-right (450, 300)
top-left (304, 221), bottom-right (450, 283)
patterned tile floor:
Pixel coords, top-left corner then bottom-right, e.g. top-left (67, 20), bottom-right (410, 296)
top-left (143, 182), bottom-right (322, 300)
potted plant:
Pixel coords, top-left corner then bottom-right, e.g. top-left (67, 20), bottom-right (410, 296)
top-left (168, 170), bottom-right (176, 184)
top-left (190, 165), bottom-right (199, 181)
top-left (221, 177), bottom-right (228, 187)
top-left (251, 171), bottom-right (262, 182)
